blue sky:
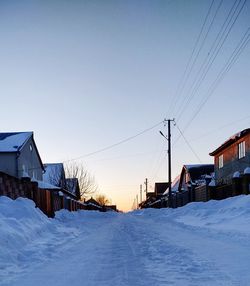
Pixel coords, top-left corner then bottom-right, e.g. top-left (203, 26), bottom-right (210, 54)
top-left (0, 0), bottom-right (249, 210)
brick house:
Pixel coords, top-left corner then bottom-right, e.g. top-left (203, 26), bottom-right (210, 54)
top-left (209, 128), bottom-right (250, 185)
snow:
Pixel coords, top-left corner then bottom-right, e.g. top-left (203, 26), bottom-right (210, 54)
top-left (43, 163), bottom-right (64, 184)
top-left (209, 178), bottom-right (216, 186)
top-left (163, 175), bottom-right (180, 195)
top-left (233, 171), bottom-right (240, 178)
top-left (1, 195), bottom-right (250, 285)
top-left (244, 167), bottom-right (250, 174)
top-left (31, 178), bottom-right (60, 189)
top-left (0, 132), bottom-right (32, 152)
top-left (185, 164), bottom-right (210, 170)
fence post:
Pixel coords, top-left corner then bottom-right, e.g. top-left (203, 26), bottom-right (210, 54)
top-left (232, 177), bottom-right (242, 196)
top-left (242, 172), bottom-right (250, 195)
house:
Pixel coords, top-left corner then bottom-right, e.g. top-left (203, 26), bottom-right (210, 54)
top-left (105, 205), bottom-right (118, 212)
top-left (177, 164), bottom-right (214, 203)
top-left (84, 197), bottom-right (102, 211)
top-left (162, 175), bottom-right (180, 196)
top-left (65, 178), bottom-right (81, 200)
top-left (43, 163), bottom-right (81, 200)
top-left (140, 182), bottom-right (169, 209)
top-left (209, 128), bottom-right (250, 185)
top-left (0, 132), bottom-right (44, 181)
top-left (154, 182), bottom-right (169, 196)
top-left (43, 163), bottom-right (66, 189)
top-left (178, 164), bottom-right (214, 192)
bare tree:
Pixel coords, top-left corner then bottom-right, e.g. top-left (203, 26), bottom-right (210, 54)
top-left (95, 194), bottom-right (111, 206)
top-left (43, 163), bottom-right (67, 189)
top-left (64, 162), bottom-right (98, 200)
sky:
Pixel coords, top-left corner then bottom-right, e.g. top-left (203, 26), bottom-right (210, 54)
top-left (0, 0), bottom-right (249, 211)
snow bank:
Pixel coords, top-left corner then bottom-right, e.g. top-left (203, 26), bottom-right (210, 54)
top-left (0, 197), bottom-right (51, 252)
top-left (0, 197), bottom-right (55, 282)
top-left (137, 195), bottom-right (250, 235)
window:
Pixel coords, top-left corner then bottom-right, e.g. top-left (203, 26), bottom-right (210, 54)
top-left (218, 154), bottom-right (223, 169)
top-left (238, 141), bottom-right (245, 159)
top-left (29, 144), bottom-right (33, 152)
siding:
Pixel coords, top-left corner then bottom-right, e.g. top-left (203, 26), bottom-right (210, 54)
top-left (0, 153), bottom-right (17, 177)
top-left (214, 133), bottom-right (250, 184)
top-left (17, 137), bottom-right (43, 180)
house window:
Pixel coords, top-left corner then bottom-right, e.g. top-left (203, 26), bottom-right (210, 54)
top-left (218, 154), bottom-right (223, 169)
top-left (29, 144), bottom-right (33, 152)
top-left (238, 141), bottom-right (245, 159)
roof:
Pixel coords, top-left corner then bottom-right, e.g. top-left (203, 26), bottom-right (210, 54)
top-left (0, 132), bottom-right (33, 152)
top-left (66, 178), bottom-right (80, 197)
top-left (210, 128), bottom-right (250, 156)
top-left (0, 132), bottom-right (44, 172)
top-left (183, 164), bottom-right (214, 186)
top-left (43, 163), bottom-right (65, 185)
top-left (184, 164), bottom-right (214, 171)
top-left (163, 175), bottom-right (180, 195)
top-left (154, 182), bottom-right (169, 195)
top-left (85, 197), bottom-right (101, 207)
top-left (32, 179), bottom-right (61, 190)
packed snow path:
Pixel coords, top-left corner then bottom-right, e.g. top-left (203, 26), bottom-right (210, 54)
top-left (1, 196), bottom-right (250, 286)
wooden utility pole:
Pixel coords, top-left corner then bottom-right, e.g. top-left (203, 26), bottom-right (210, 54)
top-left (168, 119), bottom-right (172, 207)
top-left (144, 178), bottom-right (148, 195)
top-left (160, 119), bottom-right (175, 208)
top-left (140, 184), bottom-right (142, 203)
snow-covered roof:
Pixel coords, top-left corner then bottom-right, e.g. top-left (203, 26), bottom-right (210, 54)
top-left (184, 164), bottom-right (214, 171)
top-left (163, 175), bottom-right (180, 195)
top-left (43, 163), bottom-right (64, 184)
top-left (31, 178), bottom-right (61, 190)
top-left (210, 128), bottom-right (250, 156)
top-left (0, 132), bottom-right (33, 152)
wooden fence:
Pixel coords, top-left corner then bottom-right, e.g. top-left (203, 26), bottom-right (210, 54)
top-left (144, 173), bottom-right (250, 210)
top-left (0, 171), bottom-right (86, 217)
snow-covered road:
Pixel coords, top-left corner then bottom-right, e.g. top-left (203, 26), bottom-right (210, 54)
top-left (1, 196), bottom-right (250, 286)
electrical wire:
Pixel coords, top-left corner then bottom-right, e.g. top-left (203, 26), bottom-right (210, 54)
top-left (182, 27), bottom-right (250, 133)
top-left (167, 0), bottom-right (216, 117)
top-left (176, 0), bottom-right (247, 122)
top-left (63, 120), bottom-right (164, 162)
top-left (174, 123), bottom-right (202, 163)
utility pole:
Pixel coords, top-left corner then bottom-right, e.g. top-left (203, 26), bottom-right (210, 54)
top-left (144, 178), bottom-right (148, 195)
top-left (136, 194), bottom-right (139, 209)
top-left (160, 118), bottom-right (175, 208)
top-left (140, 184), bottom-right (142, 203)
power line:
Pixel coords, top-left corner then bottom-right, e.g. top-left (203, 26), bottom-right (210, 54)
top-left (190, 115), bottom-right (250, 142)
top-left (173, 27), bottom-right (249, 146)
top-left (182, 27), bottom-right (250, 133)
top-left (167, 0), bottom-right (216, 117)
top-left (174, 123), bottom-right (202, 163)
top-left (176, 0), bottom-right (247, 122)
top-left (63, 120), bottom-right (164, 162)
